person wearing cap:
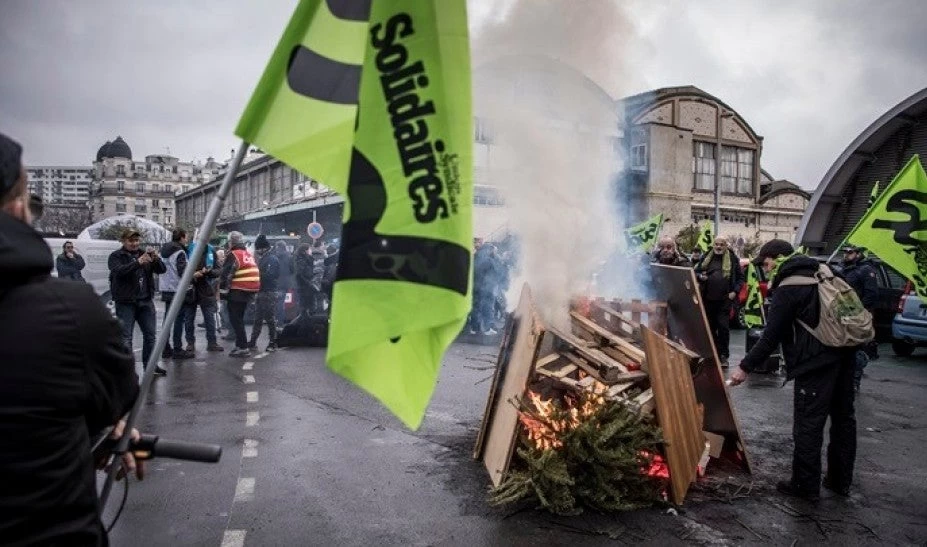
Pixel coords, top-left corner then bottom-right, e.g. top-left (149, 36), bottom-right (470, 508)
top-left (108, 227), bottom-right (167, 375)
top-left (729, 239), bottom-right (857, 502)
top-left (694, 237), bottom-right (745, 366)
top-left (220, 231), bottom-right (260, 356)
top-left (248, 234), bottom-right (280, 352)
top-left (0, 132), bottom-right (142, 545)
top-left (841, 244), bottom-right (879, 387)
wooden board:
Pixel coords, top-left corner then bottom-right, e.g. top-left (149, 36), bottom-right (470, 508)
top-left (478, 284), bottom-right (547, 486)
top-left (641, 326), bottom-right (707, 505)
top-left (570, 312), bottom-right (646, 363)
top-left (650, 264), bottom-right (751, 472)
top-left (473, 304), bottom-right (518, 460)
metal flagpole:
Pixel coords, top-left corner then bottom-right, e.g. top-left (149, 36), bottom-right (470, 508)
top-left (100, 142), bottom-right (250, 508)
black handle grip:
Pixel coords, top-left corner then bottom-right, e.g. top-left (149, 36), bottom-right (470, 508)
top-left (136, 435), bottom-right (222, 463)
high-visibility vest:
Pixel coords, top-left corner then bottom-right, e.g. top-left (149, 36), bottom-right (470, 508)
top-left (230, 248), bottom-right (260, 292)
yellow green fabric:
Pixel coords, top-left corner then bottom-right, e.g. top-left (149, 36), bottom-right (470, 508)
top-left (236, 0), bottom-right (473, 429)
top-left (624, 213), bottom-right (664, 253)
top-left (847, 155), bottom-right (927, 297)
top-left (697, 220), bottom-right (713, 253)
top-left (868, 181), bottom-right (880, 208)
top-left (743, 262), bottom-right (764, 328)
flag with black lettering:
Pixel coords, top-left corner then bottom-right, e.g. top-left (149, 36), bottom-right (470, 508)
top-left (742, 262), bottom-right (764, 328)
top-left (624, 213), bottom-right (663, 253)
top-left (236, 0), bottom-right (472, 429)
top-left (697, 220), bottom-right (713, 253)
top-left (846, 155), bottom-right (927, 297)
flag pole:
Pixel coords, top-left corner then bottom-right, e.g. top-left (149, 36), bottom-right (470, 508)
top-left (100, 141), bottom-right (251, 508)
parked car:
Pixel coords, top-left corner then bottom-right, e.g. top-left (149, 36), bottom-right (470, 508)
top-left (891, 282), bottom-right (927, 356)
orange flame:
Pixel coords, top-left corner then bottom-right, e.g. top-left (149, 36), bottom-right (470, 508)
top-left (518, 389), bottom-right (608, 451)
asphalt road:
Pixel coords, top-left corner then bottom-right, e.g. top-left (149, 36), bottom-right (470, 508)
top-left (106, 320), bottom-right (927, 546)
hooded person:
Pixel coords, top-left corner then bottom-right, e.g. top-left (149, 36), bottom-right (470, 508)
top-left (729, 239), bottom-right (857, 501)
top-left (248, 234), bottom-right (280, 352)
top-left (0, 132), bottom-right (141, 545)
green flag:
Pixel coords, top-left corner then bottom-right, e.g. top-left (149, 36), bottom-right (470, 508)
top-left (846, 155), bottom-right (927, 297)
top-left (624, 213), bottom-right (664, 253)
top-left (868, 181), bottom-right (880, 208)
top-left (742, 262), bottom-right (764, 328)
top-left (236, 0), bottom-right (473, 429)
top-left (697, 220), bottom-right (713, 253)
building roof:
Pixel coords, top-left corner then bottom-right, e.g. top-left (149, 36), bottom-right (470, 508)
top-left (618, 85), bottom-right (763, 141)
top-left (759, 179), bottom-right (811, 202)
top-left (96, 136), bottom-right (132, 161)
top-left (797, 87), bottom-right (927, 246)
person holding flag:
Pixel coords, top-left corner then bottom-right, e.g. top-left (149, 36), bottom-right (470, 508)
top-left (742, 261), bottom-right (765, 329)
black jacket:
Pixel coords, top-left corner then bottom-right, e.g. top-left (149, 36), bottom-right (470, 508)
top-left (841, 259), bottom-right (878, 311)
top-left (256, 250), bottom-right (281, 293)
top-left (740, 255), bottom-right (852, 379)
top-left (275, 248), bottom-right (295, 291)
top-left (0, 212), bottom-right (139, 546)
top-left (294, 252), bottom-right (316, 303)
top-left (191, 246), bottom-right (218, 300)
top-left (56, 253), bottom-right (86, 281)
top-left (694, 249), bottom-right (745, 300)
top-left (107, 247), bottom-right (166, 304)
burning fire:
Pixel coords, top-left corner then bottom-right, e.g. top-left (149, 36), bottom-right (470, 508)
top-left (519, 389), bottom-right (607, 450)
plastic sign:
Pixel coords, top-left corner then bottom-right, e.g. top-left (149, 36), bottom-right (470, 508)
top-left (307, 222), bottom-right (324, 240)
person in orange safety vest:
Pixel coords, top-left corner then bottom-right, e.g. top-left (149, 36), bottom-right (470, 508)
top-left (220, 231), bottom-right (260, 356)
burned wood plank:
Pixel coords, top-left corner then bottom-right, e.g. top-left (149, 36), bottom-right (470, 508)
top-left (560, 351), bottom-right (618, 384)
top-left (633, 388), bottom-right (655, 415)
top-left (569, 312), bottom-right (646, 363)
top-left (606, 382), bottom-right (635, 398)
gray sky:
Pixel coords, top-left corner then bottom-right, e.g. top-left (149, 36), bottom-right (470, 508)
top-left (2, 0), bottom-right (925, 190)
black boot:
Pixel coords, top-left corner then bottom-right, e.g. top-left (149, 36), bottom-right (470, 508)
top-left (776, 480), bottom-right (820, 502)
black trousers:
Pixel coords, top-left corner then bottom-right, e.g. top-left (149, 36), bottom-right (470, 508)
top-left (227, 295), bottom-right (253, 350)
top-left (704, 299), bottom-right (731, 359)
top-left (792, 357), bottom-right (857, 492)
top-left (250, 291), bottom-right (278, 346)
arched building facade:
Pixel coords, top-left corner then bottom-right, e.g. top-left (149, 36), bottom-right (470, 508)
top-left (798, 88), bottom-right (927, 253)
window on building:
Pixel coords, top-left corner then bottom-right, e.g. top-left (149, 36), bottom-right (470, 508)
top-left (165, 184), bottom-right (172, 193)
top-left (720, 145), bottom-right (754, 195)
top-left (116, 166), bottom-right (126, 176)
top-left (116, 180), bottom-right (125, 192)
top-left (630, 144), bottom-right (647, 171)
top-left (692, 142), bottom-right (715, 191)
top-left (152, 214), bottom-right (159, 222)
top-left (136, 181), bottom-right (145, 193)
top-left (151, 199), bottom-right (159, 207)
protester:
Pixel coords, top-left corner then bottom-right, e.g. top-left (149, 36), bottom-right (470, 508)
top-left (729, 239), bottom-right (857, 501)
top-left (690, 248), bottom-right (704, 265)
top-left (249, 235), bottom-right (280, 352)
top-left (108, 227), bottom-right (167, 375)
top-left (274, 240), bottom-right (294, 322)
top-left (55, 240), bottom-right (86, 280)
top-left (294, 243), bottom-right (316, 315)
top-left (187, 240), bottom-right (223, 352)
top-left (0, 132), bottom-right (142, 545)
top-left (694, 237), bottom-right (744, 366)
top-left (216, 248), bottom-right (234, 340)
top-left (220, 231), bottom-right (260, 357)
top-left (652, 237), bottom-right (692, 267)
top-left (470, 243), bottom-right (504, 335)
top-left (159, 229), bottom-right (194, 360)
top-left (841, 244), bottom-right (880, 389)
top-left (322, 243), bottom-right (339, 306)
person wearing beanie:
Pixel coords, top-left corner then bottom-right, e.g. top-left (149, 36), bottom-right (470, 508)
top-left (249, 234), bottom-right (280, 352)
top-left (729, 239), bottom-right (858, 502)
top-left (220, 231), bottom-right (260, 356)
top-left (0, 133), bottom-right (141, 545)
top-left (840, 244), bottom-right (880, 384)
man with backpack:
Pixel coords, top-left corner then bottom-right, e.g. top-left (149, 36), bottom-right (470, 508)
top-left (729, 239), bottom-right (873, 501)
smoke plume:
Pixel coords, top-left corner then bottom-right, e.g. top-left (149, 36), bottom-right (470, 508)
top-left (472, 0), bottom-right (643, 327)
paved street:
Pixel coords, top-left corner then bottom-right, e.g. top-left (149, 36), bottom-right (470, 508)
top-left (107, 322), bottom-right (927, 546)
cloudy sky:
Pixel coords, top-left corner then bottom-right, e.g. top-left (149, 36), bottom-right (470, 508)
top-left (1, 0), bottom-right (925, 190)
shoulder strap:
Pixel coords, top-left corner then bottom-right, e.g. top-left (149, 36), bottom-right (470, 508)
top-left (778, 275), bottom-right (817, 287)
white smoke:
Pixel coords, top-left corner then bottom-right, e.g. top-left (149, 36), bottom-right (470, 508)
top-left (471, 0), bottom-right (644, 328)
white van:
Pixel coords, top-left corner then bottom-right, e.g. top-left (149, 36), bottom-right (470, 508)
top-left (45, 238), bottom-right (122, 305)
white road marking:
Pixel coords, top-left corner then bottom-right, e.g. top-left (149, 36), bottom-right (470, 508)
top-left (246, 411), bottom-right (259, 427)
top-left (221, 530), bottom-right (246, 547)
top-left (233, 477), bottom-right (255, 502)
top-left (254, 352), bottom-right (268, 359)
top-left (243, 375), bottom-right (255, 384)
top-left (242, 361), bottom-right (254, 371)
top-left (243, 439), bottom-right (259, 458)
top-left (246, 391), bottom-right (259, 403)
